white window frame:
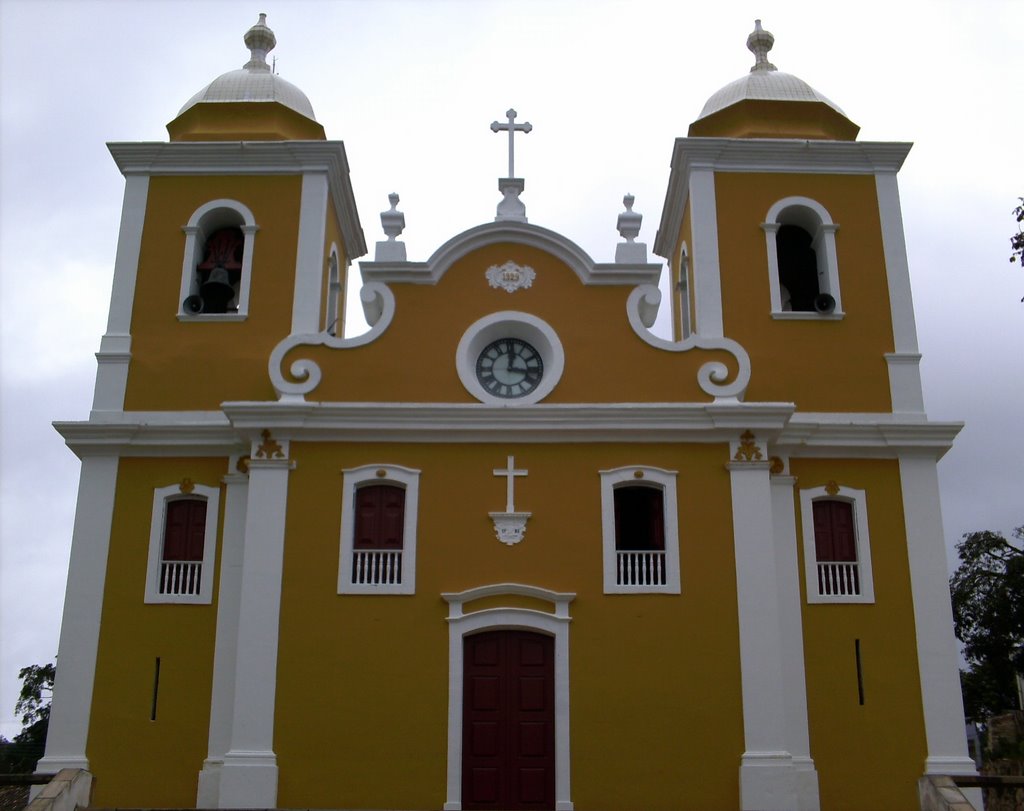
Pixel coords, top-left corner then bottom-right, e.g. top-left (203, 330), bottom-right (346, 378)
top-left (145, 483), bottom-right (220, 604)
top-left (324, 243), bottom-right (342, 335)
top-left (599, 466), bottom-right (680, 594)
top-left (178, 199), bottom-right (258, 321)
top-left (762, 196), bottom-right (843, 319)
top-left (338, 464), bottom-right (420, 595)
top-left (799, 485), bottom-right (875, 604)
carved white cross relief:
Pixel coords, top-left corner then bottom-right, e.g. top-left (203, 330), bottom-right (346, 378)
top-left (493, 455), bottom-right (528, 512)
top-left (490, 109), bottom-right (532, 178)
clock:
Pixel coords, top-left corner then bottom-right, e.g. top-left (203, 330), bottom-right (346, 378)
top-left (475, 337), bottom-right (544, 399)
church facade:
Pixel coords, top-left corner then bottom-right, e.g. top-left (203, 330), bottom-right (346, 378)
top-left (39, 16), bottom-right (976, 811)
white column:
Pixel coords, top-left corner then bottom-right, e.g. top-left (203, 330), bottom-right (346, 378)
top-left (197, 465), bottom-right (249, 807)
top-left (770, 471), bottom-right (820, 811)
top-left (688, 168), bottom-right (724, 338)
top-left (291, 172), bottom-right (329, 334)
top-left (218, 438), bottom-right (292, 808)
top-left (92, 175), bottom-right (149, 414)
top-left (727, 433), bottom-right (799, 811)
top-left (36, 455), bottom-right (119, 773)
top-left (899, 454), bottom-right (977, 778)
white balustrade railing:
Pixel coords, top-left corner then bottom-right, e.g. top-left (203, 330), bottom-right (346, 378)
top-left (352, 549), bottom-right (403, 586)
top-left (159, 560), bottom-right (202, 596)
top-left (817, 561), bottom-right (860, 596)
top-left (616, 550), bottom-right (666, 587)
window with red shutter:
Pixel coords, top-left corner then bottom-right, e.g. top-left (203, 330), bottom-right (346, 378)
top-left (159, 497), bottom-right (207, 597)
top-left (811, 499), bottom-right (860, 597)
top-left (351, 484), bottom-right (405, 587)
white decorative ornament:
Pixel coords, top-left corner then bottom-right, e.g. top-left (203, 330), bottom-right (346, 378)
top-left (489, 511), bottom-right (531, 545)
top-left (489, 456), bottom-right (531, 545)
top-left (486, 261), bottom-right (536, 293)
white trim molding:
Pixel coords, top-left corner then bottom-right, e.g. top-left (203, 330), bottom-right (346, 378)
top-left (799, 485), bottom-right (875, 604)
top-left (291, 173), bottom-right (329, 333)
top-left (91, 175), bottom-right (149, 413)
top-left (144, 482), bottom-right (221, 604)
top-left (898, 454), bottom-right (978, 781)
top-left (599, 466), bottom-right (681, 594)
top-left (455, 311), bottom-right (565, 405)
top-left (361, 220), bottom-right (662, 288)
top-left (441, 584), bottom-right (575, 811)
top-left (762, 196), bottom-right (843, 318)
top-left (198, 463), bottom-right (249, 807)
top-left (36, 456), bottom-right (120, 774)
top-left (177, 199), bottom-right (258, 320)
top-left (338, 464), bottom-right (420, 595)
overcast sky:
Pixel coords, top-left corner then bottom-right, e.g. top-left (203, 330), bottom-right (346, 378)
top-left (1, 0), bottom-right (1021, 740)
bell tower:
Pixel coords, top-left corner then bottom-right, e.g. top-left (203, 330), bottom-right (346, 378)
top-left (91, 13), bottom-right (364, 415)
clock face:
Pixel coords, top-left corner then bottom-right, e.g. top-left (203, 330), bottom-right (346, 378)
top-left (476, 338), bottom-right (544, 399)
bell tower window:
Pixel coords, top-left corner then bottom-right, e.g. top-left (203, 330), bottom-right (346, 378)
top-left (178, 199), bottom-right (258, 320)
top-left (762, 196), bottom-right (843, 318)
top-left (190, 227), bottom-right (244, 314)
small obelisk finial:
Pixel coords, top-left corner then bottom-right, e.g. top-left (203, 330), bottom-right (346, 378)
top-left (243, 13), bottom-right (276, 72)
top-left (615, 194), bottom-right (648, 263)
top-left (747, 19), bottom-right (777, 73)
top-left (375, 193), bottom-right (407, 261)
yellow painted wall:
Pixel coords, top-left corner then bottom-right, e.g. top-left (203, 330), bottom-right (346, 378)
top-left (273, 440), bottom-right (743, 810)
top-left (714, 173), bottom-right (895, 412)
top-left (280, 242), bottom-right (738, 404)
top-left (791, 458), bottom-right (926, 810)
top-left (87, 457), bottom-right (226, 807)
top-left (124, 175), bottom-right (302, 410)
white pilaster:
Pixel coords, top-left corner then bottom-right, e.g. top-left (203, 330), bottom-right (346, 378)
top-left (727, 433), bottom-right (799, 811)
top-left (36, 456), bottom-right (120, 774)
top-left (291, 172), bottom-right (329, 334)
top-left (198, 465), bottom-right (249, 807)
top-left (688, 168), bottom-right (724, 338)
top-left (898, 454), bottom-right (977, 779)
top-left (770, 471), bottom-right (820, 811)
top-left (876, 172), bottom-right (927, 417)
top-left (92, 175), bottom-right (149, 413)
top-left (218, 439), bottom-right (292, 808)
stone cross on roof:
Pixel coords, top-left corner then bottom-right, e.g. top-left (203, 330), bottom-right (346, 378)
top-left (490, 108), bottom-right (532, 179)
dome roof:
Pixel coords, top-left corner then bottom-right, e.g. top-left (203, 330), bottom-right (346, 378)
top-left (690, 20), bottom-right (857, 140)
top-left (177, 14), bottom-right (316, 121)
top-left (697, 68), bottom-right (846, 121)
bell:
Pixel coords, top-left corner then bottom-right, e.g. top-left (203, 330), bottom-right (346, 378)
top-left (200, 266), bottom-right (235, 313)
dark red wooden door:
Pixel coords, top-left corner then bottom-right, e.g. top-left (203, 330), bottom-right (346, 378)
top-left (463, 631), bottom-right (555, 810)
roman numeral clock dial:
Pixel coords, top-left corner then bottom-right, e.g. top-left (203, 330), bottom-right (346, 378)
top-left (475, 338), bottom-right (544, 399)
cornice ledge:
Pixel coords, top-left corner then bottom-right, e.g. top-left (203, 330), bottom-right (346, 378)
top-left (671, 138), bottom-right (913, 174)
top-left (108, 140), bottom-right (366, 259)
top-left (54, 413), bottom-right (241, 457)
top-left (655, 138), bottom-right (913, 258)
top-left (777, 412), bottom-right (963, 456)
top-left (220, 401), bottom-right (795, 441)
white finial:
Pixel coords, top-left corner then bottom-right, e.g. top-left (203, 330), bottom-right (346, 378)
top-left (491, 108), bottom-right (532, 222)
top-left (243, 13), bottom-right (277, 73)
top-left (615, 194), bottom-right (647, 263)
top-left (747, 19), bottom-right (777, 73)
top-left (375, 193), bottom-right (407, 261)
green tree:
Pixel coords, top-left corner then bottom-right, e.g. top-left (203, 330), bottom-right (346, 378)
top-left (1011, 198), bottom-right (1024, 300)
top-left (0, 663), bottom-right (54, 774)
top-left (950, 527), bottom-right (1024, 721)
